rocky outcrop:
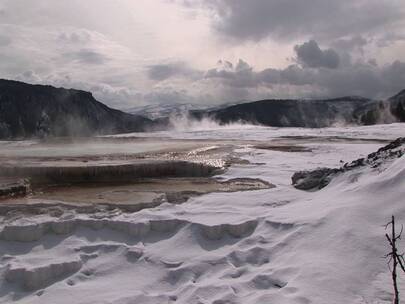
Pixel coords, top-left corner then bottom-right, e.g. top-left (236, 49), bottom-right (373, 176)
top-left (0, 79), bottom-right (156, 139)
top-left (291, 168), bottom-right (341, 190)
top-left (292, 137), bottom-right (405, 190)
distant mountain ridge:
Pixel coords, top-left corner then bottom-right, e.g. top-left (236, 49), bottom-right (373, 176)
top-left (0, 79), bottom-right (155, 139)
top-left (0, 79), bottom-right (404, 139)
top-left (189, 93), bottom-right (405, 128)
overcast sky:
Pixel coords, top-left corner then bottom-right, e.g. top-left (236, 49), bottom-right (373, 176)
top-left (1, 0), bottom-right (405, 108)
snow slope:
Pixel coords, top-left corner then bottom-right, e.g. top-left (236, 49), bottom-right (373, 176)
top-left (0, 124), bottom-right (404, 304)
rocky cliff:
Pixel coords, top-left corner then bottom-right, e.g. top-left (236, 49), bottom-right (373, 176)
top-left (0, 79), bottom-right (154, 139)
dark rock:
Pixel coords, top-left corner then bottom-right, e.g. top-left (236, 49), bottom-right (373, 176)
top-left (0, 79), bottom-right (157, 139)
top-left (292, 168), bottom-right (341, 190)
top-left (292, 137), bottom-right (405, 191)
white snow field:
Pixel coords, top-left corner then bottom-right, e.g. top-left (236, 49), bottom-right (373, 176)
top-left (0, 123), bottom-right (405, 304)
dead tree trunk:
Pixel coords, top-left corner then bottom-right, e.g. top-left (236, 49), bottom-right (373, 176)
top-left (385, 215), bottom-right (405, 304)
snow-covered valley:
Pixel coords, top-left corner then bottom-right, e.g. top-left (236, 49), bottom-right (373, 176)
top-left (0, 123), bottom-right (404, 304)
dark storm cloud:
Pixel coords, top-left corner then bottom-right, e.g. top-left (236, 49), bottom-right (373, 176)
top-left (206, 61), bottom-right (316, 88)
top-left (205, 59), bottom-right (255, 87)
top-left (312, 61), bottom-right (405, 98)
top-left (199, 39), bottom-right (405, 100)
top-left (294, 40), bottom-right (340, 69)
top-left (331, 36), bottom-right (368, 53)
top-left (187, 0), bottom-right (404, 42)
top-left (241, 65), bottom-right (314, 87)
top-left (62, 49), bottom-right (108, 65)
top-left (145, 37), bottom-right (405, 100)
top-left (204, 42), bottom-right (332, 87)
top-left (147, 62), bottom-right (203, 81)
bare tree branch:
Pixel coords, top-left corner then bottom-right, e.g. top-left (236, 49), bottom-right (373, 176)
top-left (384, 215), bottom-right (404, 304)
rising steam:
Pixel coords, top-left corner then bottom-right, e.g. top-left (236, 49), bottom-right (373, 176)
top-left (167, 112), bottom-right (254, 132)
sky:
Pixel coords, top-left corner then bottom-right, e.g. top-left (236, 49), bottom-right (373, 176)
top-left (0, 0), bottom-right (405, 109)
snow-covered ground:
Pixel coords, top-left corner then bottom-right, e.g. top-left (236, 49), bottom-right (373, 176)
top-left (0, 123), bottom-right (404, 304)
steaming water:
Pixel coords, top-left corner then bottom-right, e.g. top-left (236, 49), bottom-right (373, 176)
top-left (113, 122), bottom-right (405, 141)
top-left (0, 121), bottom-right (403, 161)
top-left (168, 114), bottom-right (254, 132)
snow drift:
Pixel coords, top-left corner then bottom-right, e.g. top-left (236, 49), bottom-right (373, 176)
top-left (0, 125), bottom-right (404, 304)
